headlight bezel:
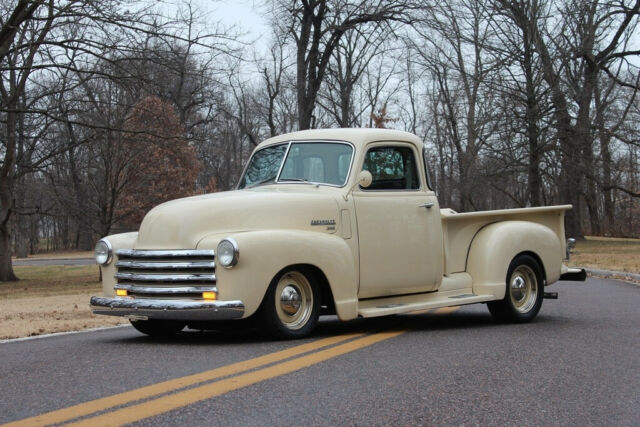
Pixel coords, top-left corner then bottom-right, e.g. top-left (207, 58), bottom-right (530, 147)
top-left (95, 239), bottom-right (113, 266)
top-left (217, 238), bottom-right (239, 269)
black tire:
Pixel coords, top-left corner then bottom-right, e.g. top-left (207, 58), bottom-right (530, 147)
top-left (258, 267), bottom-right (321, 339)
top-left (487, 254), bottom-right (544, 323)
top-left (130, 319), bottom-right (185, 337)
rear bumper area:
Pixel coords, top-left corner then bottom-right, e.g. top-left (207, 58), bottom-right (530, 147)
top-left (90, 296), bottom-right (245, 321)
top-left (559, 268), bottom-right (587, 282)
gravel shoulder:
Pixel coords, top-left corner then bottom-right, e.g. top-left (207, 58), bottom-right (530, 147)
top-left (587, 268), bottom-right (640, 284)
top-left (0, 291), bottom-right (127, 340)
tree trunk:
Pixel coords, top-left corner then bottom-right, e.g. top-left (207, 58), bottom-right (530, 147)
top-left (594, 82), bottom-right (615, 235)
top-left (0, 177), bottom-right (18, 281)
top-left (522, 23), bottom-right (541, 206)
top-left (0, 224), bottom-right (17, 282)
top-left (600, 135), bottom-right (614, 235)
top-left (583, 141), bottom-right (601, 235)
top-left (556, 118), bottom-right (584, 239)
top-left (15, 214), bottom-right (29, 258)
top-left (0, 106), bottom-right (18, 280)
top-left (67, 136), bottom-right (94, 250)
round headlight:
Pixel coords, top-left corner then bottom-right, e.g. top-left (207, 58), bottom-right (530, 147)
top-left (217, 238), bottom-right (239, 268)
top-left (95, 239), bottom-right (113, 265)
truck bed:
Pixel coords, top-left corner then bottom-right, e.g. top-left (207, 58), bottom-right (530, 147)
top-left (440, 205), bottom-right (572, 275)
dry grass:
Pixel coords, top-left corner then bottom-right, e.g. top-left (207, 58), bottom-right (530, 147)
top-left (568, 236), bottom-right (640, 274)
top-left (12, 250), bottom-right (93, 260)
top-left (0, 265), bottom-right (102, 299)
top-left (0, 264), bottom-right (127, 340)
top-left (0, 293), bottom-right (127, 340)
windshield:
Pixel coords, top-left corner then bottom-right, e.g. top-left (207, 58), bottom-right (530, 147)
top-left (238, 142), bottom-right (353, 189)
top-left (237, 144), bottom-right (287, 189)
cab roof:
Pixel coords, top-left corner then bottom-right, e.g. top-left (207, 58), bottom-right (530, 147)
top-left (256, 128), bottom-right (423, 151)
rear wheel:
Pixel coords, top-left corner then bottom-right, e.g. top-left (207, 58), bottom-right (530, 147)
top-left (130, 319), bottom-right (185, 337)
top-left (259, 268), bottom-right (320, 339)
top-left (488, 254), bottom-right (544, 323)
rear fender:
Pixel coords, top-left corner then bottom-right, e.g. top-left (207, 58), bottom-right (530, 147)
top-left (466, 221), bottom-right (562, 298)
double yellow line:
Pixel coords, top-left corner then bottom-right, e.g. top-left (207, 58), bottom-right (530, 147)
top-left (5, 331), bottom-right (404, 426)
top-left (6, 306), bottom-right (461, 426)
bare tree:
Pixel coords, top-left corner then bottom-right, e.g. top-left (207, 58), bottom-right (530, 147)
top-left (318, 24), bottom-right (390, 127)
top-left (273, 0), bottom-right (417, 129)
top-left (1, 0), bottom-right (235, 281)
top-left (257, 31), bottom-right (294, 137)
top-left (494, 0), bottom-right (640, 237)
top-left (410, 0), bottom-right (502, 211)
top-left (487, 0), bottom-right (553, 207)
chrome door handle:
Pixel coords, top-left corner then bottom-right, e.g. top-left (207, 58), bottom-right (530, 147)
top-left (419, 202), bottom-right (434, 209)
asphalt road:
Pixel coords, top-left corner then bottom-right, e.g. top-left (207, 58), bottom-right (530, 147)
top-left (1, 277), bottom-right (638, 426)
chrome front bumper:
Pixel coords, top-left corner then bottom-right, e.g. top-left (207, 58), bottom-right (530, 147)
top-left (90, 296), bottom-right (245, 321)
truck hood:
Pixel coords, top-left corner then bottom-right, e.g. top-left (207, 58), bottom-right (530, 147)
top-left (135, 187), bottom-right (342, 249)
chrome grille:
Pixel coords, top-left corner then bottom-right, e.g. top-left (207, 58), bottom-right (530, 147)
top-left (114, 249), bottom-right (216, 299)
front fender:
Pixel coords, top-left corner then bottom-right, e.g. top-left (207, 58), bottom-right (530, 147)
top-left (466, 221), bottom-right (562, 298)
top-left (197, 230), bottom-right (358, 320)
top-left (98, 232), bottom-right (139, 297)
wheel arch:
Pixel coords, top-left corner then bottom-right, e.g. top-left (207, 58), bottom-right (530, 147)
top-left (515, 250), bottom-right (547, 283)
top-left (274, 263), bottom-right (336, 315)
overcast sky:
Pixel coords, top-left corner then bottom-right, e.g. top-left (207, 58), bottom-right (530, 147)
top-left (196, 0), bottom-right (269, 49)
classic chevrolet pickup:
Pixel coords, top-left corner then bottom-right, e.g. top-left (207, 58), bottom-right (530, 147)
top-left (91, 128), bottom-right (586, 338)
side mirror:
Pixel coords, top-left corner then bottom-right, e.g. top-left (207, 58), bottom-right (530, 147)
top-left (358, 170), bottom-right (373, 188)
top-left (344, 170), bottom-right (373, 200)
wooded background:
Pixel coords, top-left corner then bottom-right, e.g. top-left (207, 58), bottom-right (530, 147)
top-left (1, 0), bottom-right (639, 281)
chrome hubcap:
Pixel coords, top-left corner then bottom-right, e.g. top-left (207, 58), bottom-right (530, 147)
top-left (274, 272), bottom-right (313, 330)
top-left (280, 285), bottom-right (302, 315)
top-left (509, 265), bottom-right (538, 313)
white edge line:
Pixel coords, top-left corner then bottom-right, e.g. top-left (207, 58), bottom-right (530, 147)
top-left (0, 324), bottom-right (131, 344)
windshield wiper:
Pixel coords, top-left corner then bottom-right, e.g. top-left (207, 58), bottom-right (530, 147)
top-left (279, 178), bottom-right (314, 184)
top-left (246, 176), bottom-right (277, 188)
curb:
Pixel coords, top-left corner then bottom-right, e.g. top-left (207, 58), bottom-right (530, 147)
top-left (585, 268), bottom-right (640, 285)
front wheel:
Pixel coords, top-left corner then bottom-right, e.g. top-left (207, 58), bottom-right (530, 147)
top-left (487, 254), bottom-right (544, 323)
top-left (259, 268), bottom-right (320, 339)
top-left (130, 319), bottom-right (185, 337)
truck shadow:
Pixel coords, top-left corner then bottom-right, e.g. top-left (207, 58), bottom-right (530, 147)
top-left (114, 309), bottom-right (543, 345)
top-left (314, 311), bottom-right (499, 337)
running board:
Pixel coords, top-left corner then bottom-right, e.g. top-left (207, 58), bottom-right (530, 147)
top-left (358, 290), bottom-right (495, 318)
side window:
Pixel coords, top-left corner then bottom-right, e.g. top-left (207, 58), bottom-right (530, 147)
top-left (362, 146), bottom-right (419, 190)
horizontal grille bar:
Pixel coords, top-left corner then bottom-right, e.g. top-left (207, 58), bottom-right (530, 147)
top-left (116, 260), bottom-right (215, 270)
top-left (115, 284), bottom-right (218, 294)
top-left (115, 272), bottom-right (216, 282)
top-left (116, 249), bottom-right (215, 258)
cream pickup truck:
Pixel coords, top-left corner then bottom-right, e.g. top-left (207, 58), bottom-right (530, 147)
top-left (91, 128), bottom-right (586, 338)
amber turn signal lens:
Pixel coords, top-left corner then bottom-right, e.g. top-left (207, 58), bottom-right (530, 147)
top-left (202, 291), bottom-right (217, 300)
top-left (116, 289), bottom-right (128, 297)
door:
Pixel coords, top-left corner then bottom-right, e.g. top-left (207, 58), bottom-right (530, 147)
top-left (353, 143), bottom-right (443, 298)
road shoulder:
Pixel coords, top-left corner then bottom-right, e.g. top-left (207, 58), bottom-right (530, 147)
top-left (0, 292), bottom-right (127, 340)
